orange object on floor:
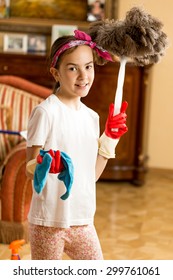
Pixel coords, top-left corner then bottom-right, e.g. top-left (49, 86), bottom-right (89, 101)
top-left (9, 239), bottom-right (25, 260)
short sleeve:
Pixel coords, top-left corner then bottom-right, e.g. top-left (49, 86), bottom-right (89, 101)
top-left (27, 106), bottom-right (50, 147)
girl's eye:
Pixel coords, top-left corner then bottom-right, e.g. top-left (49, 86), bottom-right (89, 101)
top-left (69, 67), bottom-right (77, 71)
top-left (86, 65), bottom-right (93, 70)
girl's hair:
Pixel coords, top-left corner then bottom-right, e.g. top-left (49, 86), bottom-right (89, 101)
top-left (49, 35), bottom-right (76, 69)
top-left (49, 34), bottom-right (107, 93)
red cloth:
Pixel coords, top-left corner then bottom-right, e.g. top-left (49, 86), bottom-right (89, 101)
top-left (37, 149), bottom-right (64, 173)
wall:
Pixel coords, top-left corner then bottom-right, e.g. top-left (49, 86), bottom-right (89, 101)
top-left (118, 0), bottom-right (173, 169)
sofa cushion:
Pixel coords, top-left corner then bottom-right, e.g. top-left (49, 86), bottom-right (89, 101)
top-left (0, 83), bottom-right (43, 164)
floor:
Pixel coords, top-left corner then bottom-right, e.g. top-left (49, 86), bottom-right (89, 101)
top-left (0, 168), bottom-right (173, 260)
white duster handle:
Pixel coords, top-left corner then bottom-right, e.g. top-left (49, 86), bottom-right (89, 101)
top-left (113, 57), bottom-right (127, 115)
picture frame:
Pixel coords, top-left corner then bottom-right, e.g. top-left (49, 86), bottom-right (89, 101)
top-left (87, 0), bottom-right (118, 21)
top-left (87, 0), bottom-right (105, 22)
top-left (51, 25), bottom-right (78, 46)
top-left (3, 33), bottom-right (28, 53)
top-left (0, 0), bottom-right (10, 18)
top-left (27, 34), bottom-right (47, 53)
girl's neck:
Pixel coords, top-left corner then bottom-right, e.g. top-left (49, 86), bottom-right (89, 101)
top-left (55, 89), bottom-right (81, 111)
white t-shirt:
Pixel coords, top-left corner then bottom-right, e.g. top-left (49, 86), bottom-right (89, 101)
top-left (27, 94), bottom-right (100, 228)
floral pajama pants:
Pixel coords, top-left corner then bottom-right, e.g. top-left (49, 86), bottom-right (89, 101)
top-left (29, 223), bottom-right (103, 260)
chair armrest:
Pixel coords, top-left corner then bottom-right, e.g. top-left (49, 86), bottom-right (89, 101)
top-left (0, 75), bottom-right (51, 98)
top-left (1, 141), bottom-right (32, 222)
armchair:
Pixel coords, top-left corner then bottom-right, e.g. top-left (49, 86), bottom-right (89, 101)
top-left (0, 75), bottom-right (51, 243)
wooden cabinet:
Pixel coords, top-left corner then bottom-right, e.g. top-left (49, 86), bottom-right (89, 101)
top-left (0, 52), bottom-right (54, 88)
top-left (0, 52), bottom-right (151, 185)
top-left (86, 63), bottom-right (151, 185)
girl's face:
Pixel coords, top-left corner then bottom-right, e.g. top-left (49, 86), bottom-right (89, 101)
top-left (51, 45), bottom-right (95, 101)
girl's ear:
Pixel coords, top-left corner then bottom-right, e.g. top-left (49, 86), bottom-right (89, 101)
top-left (50, 67), bottom-right (59, 81)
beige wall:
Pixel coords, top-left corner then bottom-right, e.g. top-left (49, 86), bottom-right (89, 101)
top-left (118, 0), bottom-right (173, 169)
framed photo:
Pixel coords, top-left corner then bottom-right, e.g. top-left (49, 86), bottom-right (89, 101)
top-left (27, 35), bottom-right (47, 53)
top-left (87, 0), bottom-right (105, 22)
top-left (0, 0), bottom-right (10, 18)
top-left (87, 0), bottom-right (118, 21)
top-left (51, 25), bottom-right (78, 46)
top-left (3, 34), bottom-right (28, 53)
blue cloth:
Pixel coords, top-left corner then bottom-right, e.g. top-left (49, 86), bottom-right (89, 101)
top-left (33, 150), bottom-right (74, 200)
top-left (34, 152), bottom-right (52, 194)
top-left (58, 151), bottom-right (74, 200)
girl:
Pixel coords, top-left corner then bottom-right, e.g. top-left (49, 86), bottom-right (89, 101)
top-left (26, 30), bottom-right (128, 260)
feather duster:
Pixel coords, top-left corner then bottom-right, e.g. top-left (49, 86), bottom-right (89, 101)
top-left (88, 7), bottom-right (168, 114)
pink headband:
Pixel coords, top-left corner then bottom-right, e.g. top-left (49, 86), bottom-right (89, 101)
top-left (51, 30), bottom-right (113, 67)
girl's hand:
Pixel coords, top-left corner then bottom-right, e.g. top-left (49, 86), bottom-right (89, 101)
top-left (105, 101), bottom-right (128, 139)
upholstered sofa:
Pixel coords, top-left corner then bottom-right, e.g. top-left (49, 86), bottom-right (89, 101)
top-left (0, 75), bottom-right (51, 243)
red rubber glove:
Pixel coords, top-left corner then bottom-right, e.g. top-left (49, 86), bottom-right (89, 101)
top-left (105, 101), bottom-right (128, 139)
top-left (37, 149), bottom-right (64, 174)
